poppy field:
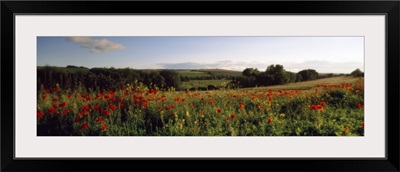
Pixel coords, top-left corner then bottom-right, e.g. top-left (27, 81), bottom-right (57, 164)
top-left (36, 76), bottom-right (364, 136)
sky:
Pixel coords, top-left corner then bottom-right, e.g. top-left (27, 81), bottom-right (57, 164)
top-left (37, 36), bottom-right (364, 73)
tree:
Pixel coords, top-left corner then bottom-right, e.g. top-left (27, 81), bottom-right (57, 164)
top-left (297, 69), bottom-right (319, 81)
top-left (242, 68), bottom-right (260, 77)
top-left (159, 70), bottom-right (181, 89)
top-left (350, 68), bottom-right (364, 77)
top-left (264, 64), bottom-right (289, 85)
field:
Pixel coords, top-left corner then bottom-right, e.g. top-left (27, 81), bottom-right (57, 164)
top-left (180, 79), bottom-right (231, 90)
top-left (177, 69), bottom-right (242, 78)
top-left (37, 76), bottom-right (364, 136)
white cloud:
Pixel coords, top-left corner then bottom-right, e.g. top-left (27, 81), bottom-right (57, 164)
top-left (67, 37), bottom-right (124, 54)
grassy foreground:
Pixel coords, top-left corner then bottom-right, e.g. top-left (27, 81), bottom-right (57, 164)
top-left (37, 76), bottom-right (364, 136)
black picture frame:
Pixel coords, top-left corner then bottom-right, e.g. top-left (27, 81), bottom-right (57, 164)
top-left (1, 1), bottom-right (399, 171)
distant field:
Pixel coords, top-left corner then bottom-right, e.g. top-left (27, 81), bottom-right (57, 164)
top-left (197, 69), bottom-right (242, 77)
top-left (176, 70), bottom-right (212, 77)
top-left (178, 69), bottom-right (242, 78)
top-left (249, 76), bottom-right (363, 91)
top-left (180, 79), bottom-right (231, 90)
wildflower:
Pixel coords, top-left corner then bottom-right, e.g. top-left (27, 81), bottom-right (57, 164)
top-left (48, 107), bottom-right (56, 113)
top-left (268, 118), bottom-right (273, 124)
top-left (62, 109), bottom-right (68, 115)
top-left (231, 114), bottom-right (236, 119)
top-left (356, 103), bottom-right (362, 108)
top-left (59, 102), bottom-right (67, 107)
top-left (101, 124), bottom-right (107, 131)
top-left (97, 117), bottom-right (103, 123)
top-left (165, 106), bottom-right (171, 111)
top-left (109, 104), bottom-right (116, 111)
top-left (216, 109), bottom-right (222, 114)
top-left (43, 89), bottom-right (50, 93)
top-left (119, 103), bottom-right (124, 108)
top-left (344, 127), bottom-right (349, 132)
top-left (103, 109), bottom-right (110, 116)
top-left (37, 111), bottom-right (44, 118)
top-left (82, 123), bottom-right (88, 129)
top-left (83, 105), bottom-right (90, 111)
top-left (361, 122), bottom-right (364, 128)
top-left (75, 116), bottom-right (82, 122)
top-left (53, 98), bottom-right (58, 102)
top-left (53, 87), bottom-right (59, 93)
top-left (94, 105), bottom-right (101, 111)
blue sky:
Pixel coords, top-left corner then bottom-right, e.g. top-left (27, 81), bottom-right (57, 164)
top-left (37, 36), bottom-right (363, 73)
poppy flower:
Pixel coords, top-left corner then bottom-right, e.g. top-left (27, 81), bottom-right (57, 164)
top-left (62, 109), bottom-right (68, 115)
top-left (171, 104), bottom-right (176, 109)
top-left (141, 102), bottom-right (147, 109)
top-left (109, 104), bottom-right (116, 111)
top-left (94, 105), bottom-right (101, 111)
top-left (42, 95), bottom-right (47, 100)
top-left (59, 102), bottom-right (67, 107)
top-left (199, 110), bottom-right (204, 115)
top-left (79, 110), bottom-right (85, 115)
top-left (231, 114), bottom-right (236, 119)
top-left (53, 87), bottom-right (59, 93)
top-left (165, 106), bottom-right (171, 111)
top-left (103, 109), bottom-right (110, 116)
top-left (268, 118), bottom-right (273, 124)
top-left (81, 123), bottom-right (88, 129)
top-left (216, 109), bottom-right (222, 114)
top-left (43, 89), bottom-right (50, 93)
top-left (101, 124), bottom-right (107, 131)
top-left (37, 111), bottom-right (44, 118)
top-left (75, 116), bottom-right (82, 122)
top-left (356, 103), bottom-right (362, 108)
top-left (119, 103), bottom-right (124, 108)
top-left (84, 105), bottom-right (91, 111)
top-left (344, 127), bottom-right (349, 132)
top-left (125, 91), bottom-right (129, 96)
top-left (361, 122), bottom-right (364, 127)
top-left (210, 100), bottom-right (215, 105)
top-left (97, 117), bottom-right (103, 123)
top-left (48, 107), bottom-right (56, 113)
top-left (53, 98), bottom-right (58, 102)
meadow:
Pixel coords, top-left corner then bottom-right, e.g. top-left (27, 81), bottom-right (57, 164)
top-left (37, 76), bottom-right (364, 136)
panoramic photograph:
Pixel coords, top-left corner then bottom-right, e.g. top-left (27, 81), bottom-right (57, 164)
top-left (37, 36), bottom-right (364, 136)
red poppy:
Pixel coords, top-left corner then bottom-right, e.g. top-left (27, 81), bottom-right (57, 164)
top-left (216, 109), bottom-right (222, 114)
top-left (171, 104), bottom-right (176, 109)
top-left (37, 111), bottom-right (44, 118)
top-left (53, 98), bottom-right (58, 102)
top-left (141, 102), bottom-right (147, 109)
top-left (181, 98), bottom-right (186, 103)
top-left (103, 109), bottom-right (110, 116)
top-left (268, 118), bottom-right (273, 124)
top-left (125, 91), bottom-right (129, 96)
top-left (344, 127), bottom-right (350, 131)
top-left (62, 109), bottom-right (68, 115)
top-left (361, 122), bottom-right (364, 128)
top-left (53, 87), bottom-right (59, 93)
top-left (81, 123), bottom-right (88, 129)
top-left (59, 102), bottom-right (67, 107)
top-left (356, 103), bottom-right (362, 108)
top-left (134, 99), bottom-right (140, 105)
top-left (83, 105), bottom-right (90, 111)
top-left (94, 105), bottom-right (101, 111)
top-left (75, 116), bottom-right (82, 122)
top-left (165, 106), bottom-right (171, 111)
top-left (42, 95), bottom-right (47, 100)
top-left (175, 97), bottom-right (180, 102)
top-left (199, 110), bottom-right (204, 115)
top-left (43, 89), bottom-right (50, 93)
top-left (79, 110), bottom-right (85, 115)
top-left (190, 104), bottom-right (194, 109)
top-left (119, 103), bottom-right (125, 108)
top-left (48, 107), bottom-right (56, 113)
top-left (109, 104), bottom-right (116, 111)
top-left (52, 104), bottom-right (58, 108)
top-left (101, 124), bottom-right (107, 131)
top-left (97, 117), bottom-right (103, 123)
top-left (231, 114), bottom-right (236, 119)
top-left (210, 100), bottom-right (215, 105)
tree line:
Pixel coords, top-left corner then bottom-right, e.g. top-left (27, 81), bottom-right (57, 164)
top-left (37, 66), bottom-right (181, 91)
top-left (37, 65), bottom-right (363, 91)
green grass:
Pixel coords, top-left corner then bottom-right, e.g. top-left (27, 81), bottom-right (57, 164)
top-left (180, 79), bottom-right (231, 90)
